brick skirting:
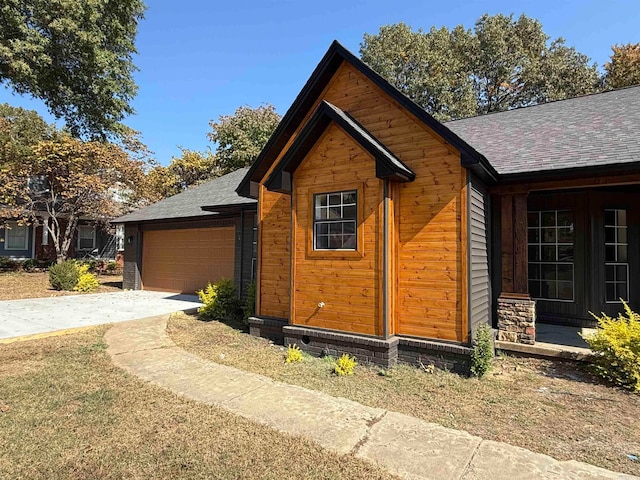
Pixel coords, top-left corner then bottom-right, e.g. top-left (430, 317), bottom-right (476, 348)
top-left (248, 316), bottom-right (288, 344)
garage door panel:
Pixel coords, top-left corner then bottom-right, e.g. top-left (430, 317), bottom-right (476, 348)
top-left (142, 226), bottom-right (235, 293)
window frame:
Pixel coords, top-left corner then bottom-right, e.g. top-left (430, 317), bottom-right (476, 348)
top-left (4, 221), bottom-right (29, 251)
top-left (604, 208), bottom-right (629, 303)
top-left (306, 182), bottom-right (364, 259)
top-left (77, 225), bottom-right (96, 251)
top-left (115, 224), bottom-right (125, 252)
top-left (527, 209), bottom-right (575, 302)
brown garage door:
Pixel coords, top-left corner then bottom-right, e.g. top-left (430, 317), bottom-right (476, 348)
top-left (142, 226), bottom-right (235, 293)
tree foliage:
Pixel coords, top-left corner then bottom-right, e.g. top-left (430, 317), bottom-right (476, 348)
top-left (207, 104), bottom-right (281, 174)
top-left (146, 148), bottom-right (217, 200)
top-left (604, 43), bottom-right (640, 89)
top-left (3, 133), bottom-right (148, 262)
top-left (0, 0), bottom-right (146, 139)
top-left (360, 14), bottom-right (601, 120)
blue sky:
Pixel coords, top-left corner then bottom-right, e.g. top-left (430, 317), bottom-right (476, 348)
top-left (1, 0), bottom-right (638, 164)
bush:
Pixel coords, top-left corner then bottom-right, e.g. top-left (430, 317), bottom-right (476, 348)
top-left (243, 280), bottom-right (257, 322)
top-left (197, 278), bottom-right (241, 321)
top-left (582, 301), bottom-right (640, 391)
top-left (334, 353), bottom-right (357, 376)
top-left (471, 323), bottom-right (494, 378)
top-left (49, 260), bottom-right (80, 291)
top-left (285, 344), bottom-right (304, 363)
top-left (73, 264), bottom-right (100, 292)
top-left (106, 260), bottom-right (120, 273)
top-left (21, 258), bottom-right (40, 272)
top-left (0, 256), bottom-right (20, 272)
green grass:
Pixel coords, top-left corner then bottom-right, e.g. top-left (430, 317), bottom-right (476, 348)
top-left (0, 327), bottom-right (397, 480)
top-left (168, 312), bottom-right (640, 477)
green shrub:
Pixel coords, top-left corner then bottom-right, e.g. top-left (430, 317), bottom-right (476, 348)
top-left (334, 353), bottom-right (357, 376)
top-left (243, 280), bottom-right (257, 322)
top-left (285, 344), bottom-right (304, 364)
top-left (106, 260), bottom-right (119, 273)
top-left (73, 264), bottom-right (99, 292)
top-left (0, 256), bottom-right (20, 272)
top-left (21, 259), bottom-right (40, 272)
top-left (471, 323), bottom-right (494, 378)
top-left (582, 301), bottom-right (640, 391)
top-left (49, 260), bottom-right (80, 291)
top-left (197, 278), bottom-right (241, 321)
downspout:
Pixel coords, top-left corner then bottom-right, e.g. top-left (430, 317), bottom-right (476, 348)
top-left (239, 209), bottom-right (245, 296)
top-left (382, 179), bottom-right (390, 339)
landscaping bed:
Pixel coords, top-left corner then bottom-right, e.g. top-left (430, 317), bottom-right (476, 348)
top-left (167, 312), bottom-right (640, 477)
top-left (0, 272), bottom-right (122, 301)
top-left (0, 327), bottom-right (395, 480)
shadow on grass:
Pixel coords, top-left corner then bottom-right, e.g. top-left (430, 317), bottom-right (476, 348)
top-left (100, 281), bottom-right (123, 289)
top-left (190, 310), bottom-right (249, 334)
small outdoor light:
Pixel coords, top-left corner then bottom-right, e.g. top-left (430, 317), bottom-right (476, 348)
top-left (127, 235), bottom-right (134, 245)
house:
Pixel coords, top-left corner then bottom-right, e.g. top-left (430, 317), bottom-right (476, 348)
top-left (115, 168), bottom-right (257, 295)
top-left (0, 217), bottom-right (121, 263)
top-left (233, 41), bottom-right (640, 371)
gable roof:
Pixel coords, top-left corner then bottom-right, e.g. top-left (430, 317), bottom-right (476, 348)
top-left (446, 85), bottom-right (640, 178)
top-left (265, 100), bottom-right (415, 193)
top-left (115, 168), bottom-right (255, 224)
top-left (237, 41), bottom-right (498, 198)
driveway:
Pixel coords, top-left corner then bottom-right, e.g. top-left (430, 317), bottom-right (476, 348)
top-left (0, 290), bottom-right (202, 341)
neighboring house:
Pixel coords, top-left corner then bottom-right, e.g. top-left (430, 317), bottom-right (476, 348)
top-left (115, 168), bottom-right (257, 295)
top-left (0, 217), bottom-right (120, 262)
top-left (231, 41), bottom-right (640, 370)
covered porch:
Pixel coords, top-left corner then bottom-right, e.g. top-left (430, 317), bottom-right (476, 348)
top-left (492, 171), bottom-right (640, 349)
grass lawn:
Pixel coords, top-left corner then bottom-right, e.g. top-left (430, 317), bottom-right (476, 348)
top-left (168, 312), bottom-right (640, 477)
top-left (0, 272), bottom-right (122, 301)
top-left (0, 327), bottom-right (396, 480)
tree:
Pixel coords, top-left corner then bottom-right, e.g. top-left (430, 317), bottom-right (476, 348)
top-left (208, 105), bottom-right (281, 174)
top-left (146, 148), bottom-right (217, 200)
top-left (360, 14), bottom-right (600, 120)
top-left (605, 43), bottom-right (640, 89)
top-left (3, 133), bottom-right (148, 262)
top-left (0, 0), bottom-right (146, 139)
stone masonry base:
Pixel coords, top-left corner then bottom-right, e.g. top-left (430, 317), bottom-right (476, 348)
top-left (249, 317), bottom-right (472, 373)
top-left (497, 296), bottom-right (536, 345)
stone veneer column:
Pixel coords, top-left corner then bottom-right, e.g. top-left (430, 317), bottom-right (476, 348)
top-left (496, 296), bottom-right (536, 344)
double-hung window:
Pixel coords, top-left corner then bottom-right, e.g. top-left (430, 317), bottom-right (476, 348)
top-left (77, 225), bottom-right (96, 251)
top-left (313, 190), bottom-right (357, 250)
top-left (4, 222), bottom-right (28, 250)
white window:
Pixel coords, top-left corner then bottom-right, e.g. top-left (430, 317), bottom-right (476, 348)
top-left (4, 222), bottom-right (29, 250)
top-left (604, 209), bottom-right (629, 303)
top-left (313, 190), bottom-right (357, 250)
top-left (42, 217), bottom-right (49, 246)
top-left (77, 225), bottom-right (96, 251)
top-left (115, 224), bottom-right (125, 251)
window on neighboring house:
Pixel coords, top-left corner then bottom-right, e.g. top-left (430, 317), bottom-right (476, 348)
top-left (527, 210), bottom-right (574, 301)
top-left (77, 225), bottom-right (96, 251)
top-left (313, 190), bottom-right (357, 250)
top-left (115, 224), bottom-right (125, 251)
top-left (604, 209), bottom-right (628, 303)
top-left (4, 222), bottom-right (29, 250)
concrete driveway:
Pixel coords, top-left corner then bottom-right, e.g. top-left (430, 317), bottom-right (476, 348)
top-left (0, 290), bottom-right (202, 341)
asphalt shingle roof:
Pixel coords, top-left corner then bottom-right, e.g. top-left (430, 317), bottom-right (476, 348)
top-left (446, 85), bottom-right (640, 176)
top-left (115, 168), bottom-right (255, 223)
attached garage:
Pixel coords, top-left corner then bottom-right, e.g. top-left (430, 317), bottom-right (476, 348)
top-left (115, 168), bottom-right (257, 297)
top-left (142, 226), bottom-right (235, 293)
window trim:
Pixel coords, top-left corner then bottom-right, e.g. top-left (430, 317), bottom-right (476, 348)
top-left (527, 209), bottom-right (575, 303)
top-left (306, 182), bottom-right (364, 259)
top-left (4, 221), bottom-right (29, 251)
top-left (604, 208), bottom-right (629, 304)
top-left (115, 224), bottom-right (125, 252)
top-left (77, 225), bottom-right (96, 251)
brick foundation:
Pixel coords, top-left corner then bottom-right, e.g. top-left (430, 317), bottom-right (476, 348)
top-left (248, 316), bottom-right (288, 344)
top-left (248, 318), bottom-right (474, 373)
top-left (283, 325), bottom-right (399, 369)
top-left (497, 296), bottom-right (536, 344)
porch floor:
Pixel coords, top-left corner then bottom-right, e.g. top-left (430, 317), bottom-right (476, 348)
top-left (496, 324), bottom-right (596, 362)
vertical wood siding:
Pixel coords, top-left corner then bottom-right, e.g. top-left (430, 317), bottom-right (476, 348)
top-left (469, 180), bottom-right (491, 336)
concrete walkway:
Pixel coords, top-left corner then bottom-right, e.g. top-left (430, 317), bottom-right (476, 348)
top-left (0, 291), bottom-right (200, 341)
top-left (105, 315), bottom-right (637, 480)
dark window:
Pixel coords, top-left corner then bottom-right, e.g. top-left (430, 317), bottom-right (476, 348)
top-left (604, 209), bottom-right (628, 302)
top-left (527, 210), bottom-right (574, 301)
top-left (313, 190), bottom-right (357, 250)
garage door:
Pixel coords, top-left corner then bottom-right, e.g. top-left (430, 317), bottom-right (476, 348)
top-left (142, 226), bottom-right (235, 293)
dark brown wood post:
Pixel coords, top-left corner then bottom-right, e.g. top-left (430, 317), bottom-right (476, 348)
top-left (500, 193), bottom-right (529, 297)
